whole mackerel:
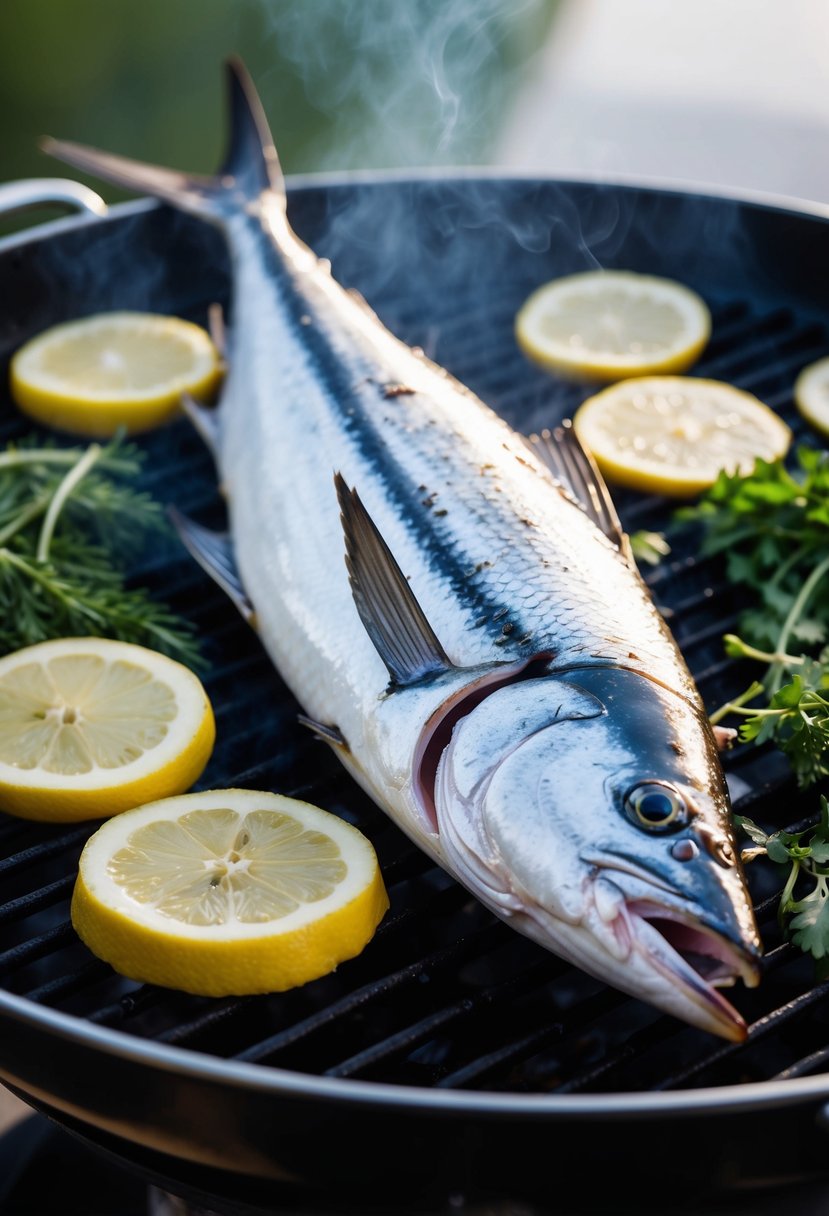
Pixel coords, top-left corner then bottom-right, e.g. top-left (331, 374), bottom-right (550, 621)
top-left (47, 61), bottom-right (762, 1039)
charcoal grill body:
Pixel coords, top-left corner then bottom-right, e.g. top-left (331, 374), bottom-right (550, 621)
top-left (1, 176), bottom-right (829, 1212)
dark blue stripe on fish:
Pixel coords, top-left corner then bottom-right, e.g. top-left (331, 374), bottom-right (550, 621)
top-left (247, 221), bottom-right (525, 649)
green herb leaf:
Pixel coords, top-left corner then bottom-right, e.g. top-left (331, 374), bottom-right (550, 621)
top-left (789, 877), bottom-right (829, 959)
top-left (735, 816), bottom-right (769, 846)
top-left (629, 530), bottom-right (671, 567)
top-left (0, 436), bottom-right (199, 666)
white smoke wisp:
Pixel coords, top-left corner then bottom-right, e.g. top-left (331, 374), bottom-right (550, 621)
top-left (247, 0), bottom-right (552, 171)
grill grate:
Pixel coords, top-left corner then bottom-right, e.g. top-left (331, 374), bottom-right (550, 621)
top-left (2, 188), bottom-right (829, 1108)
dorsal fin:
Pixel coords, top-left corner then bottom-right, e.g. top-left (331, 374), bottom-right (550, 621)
top-left (219, 57), bottom-right (283, 201)
top-left (527, 422), bottom-right (630, 559)
top-left (334, 474), bottom-right (451, 687)
top-left (42, 58), bottom-right (283, 221)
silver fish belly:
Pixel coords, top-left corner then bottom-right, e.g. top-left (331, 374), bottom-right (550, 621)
top-left (47, 60), bottom-right (762, 1040)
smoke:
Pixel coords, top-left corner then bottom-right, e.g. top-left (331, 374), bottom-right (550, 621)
top-left (244, 0), bottom-right (552, 171)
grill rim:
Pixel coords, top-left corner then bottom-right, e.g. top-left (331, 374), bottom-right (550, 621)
top-left (2, 175), bottom-right (829, 1124)
top-left (5, 982), bottom-right (829, 1118)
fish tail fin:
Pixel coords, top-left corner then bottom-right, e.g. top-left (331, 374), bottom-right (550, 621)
top-left (41, 58), bottom-right (284, 223)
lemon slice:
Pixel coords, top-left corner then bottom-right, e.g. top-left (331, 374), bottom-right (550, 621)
top-left (573, 376), bottom-right (791, 497)
top-left (10, 312), bottom-right (221, 437)
top-left (794, 356), bottom-right (829, 436)
top-left (0, 638), bottom-right (214, 822)
top-left (515, 270), bottom-right (711, 381)
top-left (71, 789), bottom-right (389, 995)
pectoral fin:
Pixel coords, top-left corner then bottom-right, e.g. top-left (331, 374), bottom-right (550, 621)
top-left (297, 714), bottom-right (347, 748)
top-left (169, 508), bottom-right (255, 625)
top-left (334, 473), bottom-right (451, 687)
top-left (181, 393), bottom-right (221, 459)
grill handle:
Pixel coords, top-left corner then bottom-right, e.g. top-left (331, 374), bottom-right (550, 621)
top-left (0, 178), bottom-right (107, 223)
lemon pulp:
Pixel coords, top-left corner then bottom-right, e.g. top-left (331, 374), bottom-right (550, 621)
top-left (515, 270), bottom-right (711, 381)
top-left (573, 376), bottom-right (791, 497)
top-left (795, 356), bottom-right (829, 437)
top-left (10, 312), bottom-right (220, 437)
top-left (0, 638), bottom-right (214, 822)
top-left (108, 806), bottom-right (348, 926)
top-left (72, 790), bottom-right (389, 995)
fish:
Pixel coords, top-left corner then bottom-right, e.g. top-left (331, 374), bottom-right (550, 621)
top-left (45, 59), bottom-right (762, 1040)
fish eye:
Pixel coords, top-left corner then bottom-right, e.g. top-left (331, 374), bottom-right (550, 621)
top-left (624, 781), bottom-right (687, 833)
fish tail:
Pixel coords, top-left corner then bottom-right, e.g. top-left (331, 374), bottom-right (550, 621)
top-left (41, 58), bottom-right (284, 223)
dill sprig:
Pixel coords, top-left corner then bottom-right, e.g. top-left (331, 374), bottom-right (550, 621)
top-left (0, 436), bottom-right (200, 666)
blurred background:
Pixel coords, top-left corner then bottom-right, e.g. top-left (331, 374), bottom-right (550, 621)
top-left (0, 0), bottom-right (559, 222)
top-left (3, 0), bottom-right (829, 225)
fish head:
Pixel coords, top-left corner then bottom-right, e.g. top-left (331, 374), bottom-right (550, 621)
top-left (431, 664), bottom-right (762, 1040)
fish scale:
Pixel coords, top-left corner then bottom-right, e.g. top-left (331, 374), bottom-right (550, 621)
top-left (222, 214), bottom-right (688, 719)
top-left (45, 59), bottom-right (763, 1040)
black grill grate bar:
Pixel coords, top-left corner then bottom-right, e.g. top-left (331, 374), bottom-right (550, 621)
top-left (697, 308), bottom-right (796, 369)
top-left (700, 309), bottom-right (759, 356)
top-left (731, 336), bottom-right (829, 393)
top-left (374, 847), bottom-right (435, 889)
top-left (324, 957), bottom-right (561, 1080)
top-left (370, 881), bottom-right (469, 943)
top-left (756, 941), bottom-right (798, 975)
top-left (156, 998), bottom-right (250, 1045)
top-left (643, 554), bottom-right (699, 591)
top-left (665, 580), bottom-right (729, 619)
top-left (554, 1015), bottom-right (682, 1094)
top-left (87, 984), bottom-right (161, 1026)
top-left (653, 977), bottom-right (829, 1091)
top-left (0, 827), bottom-right (89, 878)
top-left (0, 875), bottom-right (74, 927)
top-left (434, 988), bottom-right (629, 1090)
top-left (434, 1024), bottom-right (565, 1090)
top-left (773, 1045), bottom-right (829, 1081)
top-left (617, 492), bottom-right (673, 527)
top-left (558, 944), bottom-right (796, 1093)
top-left (234, 924), bottom-right (503, 1065)
top-left (0, 921), bottom-right (76, 976)
top-left (24, 958), bottom-right (111, 1005)
top-left (674, 611), bottom-right (741, 653)
top-left (692, 655), bottom-right (737, 688)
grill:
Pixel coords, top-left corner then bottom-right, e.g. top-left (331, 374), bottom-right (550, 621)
top-left (1, 175), bottom-right (829, 1214)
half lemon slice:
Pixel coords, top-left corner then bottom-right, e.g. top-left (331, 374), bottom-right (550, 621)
top-left (515, 270), bottom-right (711, 381)
top-left (72, 789), bottom-right (389, 995)
top-left (573, 376), bottom-right (791, 497)
top-left (0, 637), bottom-right (214, 822)
top-left (10, 312), bottom-right (220, 437)
top-left (794, 355), bottom-right (829, 436)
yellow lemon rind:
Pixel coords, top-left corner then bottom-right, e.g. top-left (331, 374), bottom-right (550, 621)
top-left (573, 377), bottom-right (791, 499)
top-left (794, 357), bottom-right (829, 438)
top-left (9, 313), bottom-right (221, 438)
top-left (71, 790), bottom-right (390, 996)
top-left (515, 271), bottom-right (711, 383)
top-left (0, 637), bottom-right (215, 823)
top-left (72, 862), bottom-right (388, 996)
top-left (0, 704), bottom-right (215, 823)
top-left (9, 365), bottom-right (221, 438)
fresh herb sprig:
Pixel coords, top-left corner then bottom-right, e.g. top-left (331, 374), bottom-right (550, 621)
top-left (0, 436), bottom-right (199, 665)
top-left (738, 798), bottom-right (829, 975)
top-left (680, 448), bottom-right (829, 787)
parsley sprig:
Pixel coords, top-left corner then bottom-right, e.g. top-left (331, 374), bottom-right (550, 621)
top-left (680, 448), bottom-right (829, 787)
top-left (738, 798), bottom-right (829, 976)
top-left (0, 436), bottom-right (199, 665)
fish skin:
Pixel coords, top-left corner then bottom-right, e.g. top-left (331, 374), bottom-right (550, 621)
top-left (45, 60), bottom-right (762, 1039)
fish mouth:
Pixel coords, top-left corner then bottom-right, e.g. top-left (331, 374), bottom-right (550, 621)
top-left (623, 899), bottom-right (761, 1042)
